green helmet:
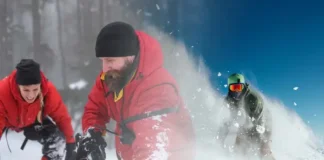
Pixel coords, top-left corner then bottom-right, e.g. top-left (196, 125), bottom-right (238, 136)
top-left (228, 73), bottom-right (245, 85)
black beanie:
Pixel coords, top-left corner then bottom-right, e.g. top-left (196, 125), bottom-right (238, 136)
top-left (16, 59), bottom-right (41, 85)
top-left (95, 21), bottom-right (140, 57)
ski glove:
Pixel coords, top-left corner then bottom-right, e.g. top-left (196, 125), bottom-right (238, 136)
top-left (65, 142), bottom-right (77, 160)
top-left (75, 128), bottom-right (107, 160)
top-left (23, 118), bottom-right (57, 140)
top-left (23, 124), bottom-right (43, 141)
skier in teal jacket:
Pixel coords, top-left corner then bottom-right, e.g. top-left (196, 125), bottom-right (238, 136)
top-left (222, 73), bottom-right (275, 159)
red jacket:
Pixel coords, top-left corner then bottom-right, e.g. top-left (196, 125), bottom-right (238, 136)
top-left (82, 31), bottom-right (195, 160)
top-left (0, 71), bottom-right (75, 143)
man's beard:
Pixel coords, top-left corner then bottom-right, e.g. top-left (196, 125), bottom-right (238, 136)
top-left (104, 60), bottom-right (136, 93)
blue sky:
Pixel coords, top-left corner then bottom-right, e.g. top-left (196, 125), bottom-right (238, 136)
top-left (168, 0), bottom-right (324, 136)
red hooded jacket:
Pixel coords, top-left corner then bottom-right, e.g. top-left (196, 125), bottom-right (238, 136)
top-left (0, 71), bottom-right (75, 143)
top-left (82, 31), bottom-right (195, 160)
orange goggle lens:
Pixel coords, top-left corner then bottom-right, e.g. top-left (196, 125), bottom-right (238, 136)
top-left (229, 84), bottom-right (243, 92)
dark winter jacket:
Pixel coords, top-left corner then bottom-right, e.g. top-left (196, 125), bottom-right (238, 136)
top-left (224, 84), bottom-right (273, 142)
top-left (82, 31), bottom-right (195, 160)
top-left (224, 84), bottom-right (266, 128)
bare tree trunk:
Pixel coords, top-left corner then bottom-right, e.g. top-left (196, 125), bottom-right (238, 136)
top-left (75, 0), bottom-right (85, 71)
top-left (0, 0), bottom-right (7, 78)
top-left (79, 0), bottom-right (90, 62)
top-left (56, 0), bottom-right (67, 88)
top-left (32, 0), bottom-right (40, 59)
top-left (76, 0), bottom-right (82, 45)
top-left (99, 0), bottom-right (104, 27)
top-left (83, 0), bottom-right (92, 49)
top-left (0, 0), bottom-right (13, 78)
top-left (81, 0), bottom-right (94, 61)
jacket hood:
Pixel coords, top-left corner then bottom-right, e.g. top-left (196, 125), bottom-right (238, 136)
top-left (134, 31), bottom-right (164, 78)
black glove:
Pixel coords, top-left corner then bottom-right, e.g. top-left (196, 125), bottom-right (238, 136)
top-left (23, 124), bottom-right (43, 141)
top-left (65, 143), bottom-right (76, 160)
top-left (75, 128), bottom-right (107, 160)
top-left (23, 118), bottom-right (57, 141)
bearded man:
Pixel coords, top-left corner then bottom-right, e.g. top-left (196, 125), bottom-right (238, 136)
top-left (75, 21), bottom-right (195, 160)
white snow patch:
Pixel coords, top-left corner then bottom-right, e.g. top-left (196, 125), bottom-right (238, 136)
top-left (136, 9), bottom-right (142, 14)
top-left (197, 88), bottom-right (202, 92)
top-left (293, 87), bottom-right (299, 90)
top-left (152, 125), bottom-right (159, 130)
top-left (144, 12), bottom-right (152, 17)
top-left (294, 102), bottom-right (297, 106)
top-left (224, 84), bottom-right (228, 88)
top-left (152, 114), bottom-right (167, 122)
top-left (156, 4), bottom-right (160, 10)
top-left (256, 125), bottom-right (265, 134)
top-left (147, 132), bottom-right (169, 160)
top-left (48, 137), bottom-right (65, 159)
top-left (218, 72), bottom-right (222, 76)
top-left (68, 79), bottom-right (88, 90)
top-left (84, 60), bottom-right (90, 66)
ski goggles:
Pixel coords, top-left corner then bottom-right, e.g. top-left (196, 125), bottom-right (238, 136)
top-left (229, 83), bottom-right (244, 92)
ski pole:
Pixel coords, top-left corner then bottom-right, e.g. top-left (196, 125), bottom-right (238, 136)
top-left (21, 138), bottom-right (28, 150)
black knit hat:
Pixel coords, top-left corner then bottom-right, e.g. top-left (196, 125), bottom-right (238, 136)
top-left (15, 59), bottom-right (41, 85)
top-left (95, 21), bottom-right (140, 57)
